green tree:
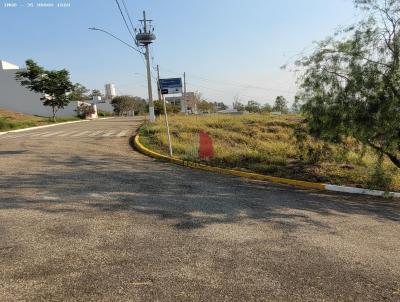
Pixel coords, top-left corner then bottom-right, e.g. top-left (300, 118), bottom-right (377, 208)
top-left (233, 95), bottom-right (245, 111)
top-left (90, 89), bottom-right (103, 98)
top-left (111, 95), bottom-right (145, 115)
top-left (291, 96), bottom-right (301, 113)
top-left (153, 100), bottom-right (180, 115)
top-left (198, 100), bottom-right (215, 113)
top-left (214, 102), bottom-right (227, 110)
top-left (70, 83), bottom-right (90, 101)
top-left (15, 59), bottom-right (74, 122)
top-left (111, 95), bottom-right (135, 115)
top-left (261, 103), bottom-right (272, 113)
top-left (296, 0), bottom-right (400, 168)
top-left (245, 100), bottom-right (261, 113)
top-left (133, 97), bottom-right (147, 115)
top-left (273, 96), bottom-right (288, 113)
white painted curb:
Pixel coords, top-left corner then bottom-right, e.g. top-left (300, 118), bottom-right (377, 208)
top-left (325, 184), bottom-right (400, 198)
top-left (0, 117), bottom-right (115, 136)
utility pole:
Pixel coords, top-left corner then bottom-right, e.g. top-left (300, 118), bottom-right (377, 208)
top-left (157, 65), bottom-right (173, 157)
top-left (183, 72), bottom-right (187, 114)
top-left (157, 64), bottom-right (162, 101)
top-left (136, 11), bottom-right (156, 122)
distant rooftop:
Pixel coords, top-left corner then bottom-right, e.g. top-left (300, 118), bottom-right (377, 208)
top-left (0, 60), bottom-right (19, 70)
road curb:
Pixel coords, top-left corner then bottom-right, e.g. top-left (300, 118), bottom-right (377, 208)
top-left (0, 117), bottom-right (115, 135)
top-left (134, 134), bottom-right (400, 198)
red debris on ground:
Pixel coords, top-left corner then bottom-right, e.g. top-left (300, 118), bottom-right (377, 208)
top-left (198, 130), bottom-right (214, 159)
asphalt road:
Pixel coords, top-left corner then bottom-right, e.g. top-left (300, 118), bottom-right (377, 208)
top-left (0, 117), bottom-right (399, 301)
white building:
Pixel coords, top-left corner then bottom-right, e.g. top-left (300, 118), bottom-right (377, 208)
top-left (165, 92), bottom-right (197, 113)
top-left (105, 83), bottom-right (116, 100)
top-left (0, 60), bottom-right (78, 117)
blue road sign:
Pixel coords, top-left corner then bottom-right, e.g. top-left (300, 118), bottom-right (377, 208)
top-left (159, 78), bottom-right (182, 94)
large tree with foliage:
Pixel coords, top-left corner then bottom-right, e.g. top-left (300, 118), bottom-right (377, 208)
top-left (15, 59), bottom-right (74, 122)
top-left (261, 103), bottom-right (273, 113)
top-left (111, 95), bottom-right (147, 115)
top-left (90, 89), bottom-right (103, 98)
top-left (152, 100), bottom-right (180, 115)
top-left (214, 102), bottom-right (228, 110)
top-left (198, 100), bottom-right (216, 113)
top-left (291, 96), bottom-right (301, 113)
top-left (69, 83), bottom-right (90, 101)
top-left (296, 0), bottom-right (400, 168)
top-left (273, 96), bottom-right (288, 113)
top-left (245, 100), bottom-right (261, 113)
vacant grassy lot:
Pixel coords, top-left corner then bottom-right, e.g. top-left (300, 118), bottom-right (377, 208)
top-left (140, 114), bottom-right (400, 192)
top-left (0, 108), bottom-right (80, 132)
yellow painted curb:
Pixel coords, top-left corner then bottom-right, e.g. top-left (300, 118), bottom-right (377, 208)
top-left (134, 134), bottom-right (325, 190)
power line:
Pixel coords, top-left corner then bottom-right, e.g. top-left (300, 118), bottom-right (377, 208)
top-left (88, 27), bottom-right (143, 55)
top-left (121, 0), bottom-right (136, 33)
top-left (158, 66), bottom-right (296, 94)
top-left (186, 81), bottom-right (277, 102)
top-left (115, 0), bottom-right (136, 42)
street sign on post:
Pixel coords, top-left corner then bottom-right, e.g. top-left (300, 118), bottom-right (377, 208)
top-left (159, 78), bottom-right (182, 94)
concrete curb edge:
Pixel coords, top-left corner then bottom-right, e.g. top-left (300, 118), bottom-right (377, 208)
top-left (134, 134), bottom-right (400, 198)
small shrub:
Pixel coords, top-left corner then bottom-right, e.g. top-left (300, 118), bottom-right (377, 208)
top-left (367, 155), bottom-right (394, 191)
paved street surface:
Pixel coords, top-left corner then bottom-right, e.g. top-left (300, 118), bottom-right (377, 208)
top-left (0, 117), bottom-right (399, 301)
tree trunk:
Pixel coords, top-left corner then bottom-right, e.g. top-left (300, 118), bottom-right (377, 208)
top-left (367, 141), bottom-right (400, 168)
top-left (385, 152), bottom-right (400, 169)
top-left (52, 107), bottom-right (56, 122)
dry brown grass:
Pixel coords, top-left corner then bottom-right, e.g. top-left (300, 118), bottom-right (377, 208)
top-left (140, 114), bottom-right (400, 192)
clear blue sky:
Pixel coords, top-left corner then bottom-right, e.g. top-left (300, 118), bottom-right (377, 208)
top-left (0, 0), bottom-right (360, 106)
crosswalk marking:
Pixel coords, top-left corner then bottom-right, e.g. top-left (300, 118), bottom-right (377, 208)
top-left (1, 133), bottom-right (31, 139)
top-left (30, 132), bottom-right (51, 137)
top-left (88, 130), bottom-right (104, 137)
top-left (58, 131), bottom-right (78, 137)
top-left (1, 129), bottom-right (130, 140)
top-left (72, 131), bottom-right (91, 137)
top-left (102, 131), bottom-right (116, 137)
top-left (116, 130), bottom-right (128, 137)
top-left (41, 131), bottom-right (64, 137)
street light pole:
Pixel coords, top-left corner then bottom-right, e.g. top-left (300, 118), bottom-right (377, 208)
top-left (134, 11), bottom-right (156, 122)
top-left (89, 10), bottom-right (156, 122)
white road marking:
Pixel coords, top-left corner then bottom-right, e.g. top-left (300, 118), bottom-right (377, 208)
top-left (40, 131), bottom-right (64, 137)
top-left (58, 131), bottom-right (78, 137)
top-left (1, 128), bottom-right (128, 140)
top-left (102, 131), bottom-right (116, 137)
top-left (88, 130), bottom-right (104, 137)
top-left (116, 130), bottom-right (128, 137)
top-left (72, 131), bottom-right (91, 137)
top-left (29, 132), bottom-right (52, 137)
top-left (0, 133), bottom-right (27, 139)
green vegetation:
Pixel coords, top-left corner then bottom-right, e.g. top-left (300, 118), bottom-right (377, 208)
top-left (296, 0), bottom-right (400, 168)
top-left (16, 59), bottom-right (75, 122)
top-left (111, 95), bottom-right (147, 115)
top-left (0, 108), bottom-right (80, 132)
top-left (232, 96), bottom-right (288, 113)
top-left (140, 114), bottom-right (400, 192)
top-left (97, 110), bottom-right (114, 117)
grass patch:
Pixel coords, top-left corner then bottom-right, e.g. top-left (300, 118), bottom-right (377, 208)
top-left (0, 108), bottom-right (80, 132)
top-left (141, 114), bottom-right (400, 192)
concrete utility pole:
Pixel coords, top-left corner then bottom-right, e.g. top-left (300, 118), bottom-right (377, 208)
top-left (157, 64), bottom-right (162, 101)
top-left (136, 11), bottom-right (156, 122)
top-left (183, 72), bottom-right (187, 114)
